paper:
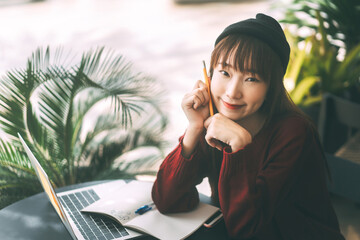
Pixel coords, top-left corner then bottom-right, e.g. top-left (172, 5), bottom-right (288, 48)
top-left (82, 181), bottom-right (153, 224)
top-left (126, 202), bottom-right (219, 240)
top-left (81, 181), bottom-right (219, 240)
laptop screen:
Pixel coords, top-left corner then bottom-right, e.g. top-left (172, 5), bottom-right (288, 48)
top-left (18, 133), bottom-right (76, 239)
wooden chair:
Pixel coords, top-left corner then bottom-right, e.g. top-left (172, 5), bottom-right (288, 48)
top-left (317, 93), bottom-right (360, 203)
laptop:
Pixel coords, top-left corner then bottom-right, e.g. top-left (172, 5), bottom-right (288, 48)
top-left (18, 133), bottom-right (144, 240)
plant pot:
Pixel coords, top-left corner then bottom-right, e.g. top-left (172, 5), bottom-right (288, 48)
top-left (299, 102), bottom-right (321, 127)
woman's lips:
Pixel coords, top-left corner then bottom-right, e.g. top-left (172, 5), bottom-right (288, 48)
top-left (222, 100), bottom-right (244, 110)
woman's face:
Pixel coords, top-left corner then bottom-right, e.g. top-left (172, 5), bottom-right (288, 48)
top-left (211, 55), bottom-right (268, 123)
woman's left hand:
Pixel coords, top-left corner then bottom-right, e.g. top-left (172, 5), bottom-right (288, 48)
top-left (204, 113), bottom-right (252, 152)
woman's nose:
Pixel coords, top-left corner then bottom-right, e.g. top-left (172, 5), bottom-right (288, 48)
top-left (226, 79), bottom-right (242, 99)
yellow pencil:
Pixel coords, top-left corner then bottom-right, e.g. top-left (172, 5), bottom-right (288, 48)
top-left (202, 60), bottom-right (214, 116)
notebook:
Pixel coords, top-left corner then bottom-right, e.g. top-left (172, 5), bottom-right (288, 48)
top-left (18, 133), bottom-right (143, 240)
top-left (81, 181), bottom-right (220, 240)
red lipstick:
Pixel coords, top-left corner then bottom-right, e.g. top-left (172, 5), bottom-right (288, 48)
top-left (222, 100), bottom-right (243, 110)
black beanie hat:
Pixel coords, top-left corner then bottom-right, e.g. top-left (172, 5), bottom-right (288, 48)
top-left (214, 13), bottom-right (290, 73)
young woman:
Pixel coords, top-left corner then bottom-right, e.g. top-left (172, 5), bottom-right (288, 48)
top-left (152, 13), bottom-right (344, 240)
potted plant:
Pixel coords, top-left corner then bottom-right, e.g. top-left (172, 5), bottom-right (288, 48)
top-left (275, 0), bottom-right (360, 123)
top-left (284, 23), bottom-right (360, 123)
top-left (0, 47), bottom-right (168, 209)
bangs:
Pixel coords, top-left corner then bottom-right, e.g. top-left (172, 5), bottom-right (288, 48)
top-left (210, 34), bottom-right (283, 82)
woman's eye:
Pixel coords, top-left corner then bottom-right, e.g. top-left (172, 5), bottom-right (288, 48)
top-left (246, 77), bottom-right (259, 82)
top-left (219, 70), bottom-right (230, 77)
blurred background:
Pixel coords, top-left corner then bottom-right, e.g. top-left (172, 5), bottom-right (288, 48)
top-left (0, 0), bottom-right (359, 239)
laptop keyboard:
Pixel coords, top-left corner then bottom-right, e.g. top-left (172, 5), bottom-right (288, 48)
top-left (59, 189), bottom-right (130, 240)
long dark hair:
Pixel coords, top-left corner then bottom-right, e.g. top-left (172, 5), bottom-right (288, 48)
top-left (206, 35), bottom-right (323, 203)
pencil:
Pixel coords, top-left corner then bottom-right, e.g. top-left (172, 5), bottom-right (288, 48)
top-left (202, 60), bottom-right (214, 116)
top-left (202, 62), bottom-right (218, 186)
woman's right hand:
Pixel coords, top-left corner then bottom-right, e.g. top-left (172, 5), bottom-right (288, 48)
top-left (181, 80), bottom-right (211, 131)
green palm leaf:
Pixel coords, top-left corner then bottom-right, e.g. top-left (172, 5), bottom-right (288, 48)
top-left (0, 46), bottom-right (168, 209)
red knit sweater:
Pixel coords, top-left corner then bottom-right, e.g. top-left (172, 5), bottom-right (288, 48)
top-left (152, 114), bottom-right (344, 240)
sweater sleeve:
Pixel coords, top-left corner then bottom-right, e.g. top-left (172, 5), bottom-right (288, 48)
top-left (218, 117), bottom-right (314, 239)
top-left (152, 136), bottom-right (208, 214)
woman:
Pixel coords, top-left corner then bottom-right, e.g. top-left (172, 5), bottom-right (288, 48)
top-left (152, 13), bottom-right (344, 240)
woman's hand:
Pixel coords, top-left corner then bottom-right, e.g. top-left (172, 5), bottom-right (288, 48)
top-left (204, 113), bottom-right (252, 152)
top-left (181, 80), bottom-right (211, 131)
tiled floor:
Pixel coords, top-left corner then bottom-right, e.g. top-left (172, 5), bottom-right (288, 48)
top-left (0, 0), bottom-right (359, 239)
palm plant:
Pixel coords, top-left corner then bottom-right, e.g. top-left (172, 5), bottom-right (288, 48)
top-left (0, 47), bottom-right (168, 209)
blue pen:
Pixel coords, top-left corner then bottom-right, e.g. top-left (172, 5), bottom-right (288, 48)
top-left (135, 203), bottom-right (155, 215)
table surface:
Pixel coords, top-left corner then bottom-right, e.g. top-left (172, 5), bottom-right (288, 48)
top-left (0, 180), bottom-right (229, 240)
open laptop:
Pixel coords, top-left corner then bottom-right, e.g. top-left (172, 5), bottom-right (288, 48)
top-left (18, 133), bottom-right (144, 240)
